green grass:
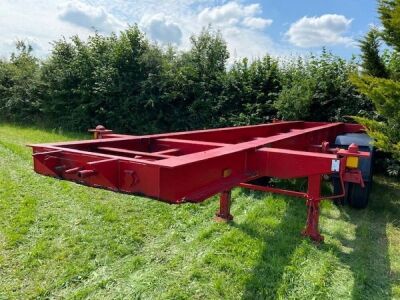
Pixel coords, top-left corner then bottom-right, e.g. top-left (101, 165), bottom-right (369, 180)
top-left (0, 124), bottom-right (399, 299)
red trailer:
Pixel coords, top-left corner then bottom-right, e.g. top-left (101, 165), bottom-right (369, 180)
top-left (29, 121), bottom-right (372, 242)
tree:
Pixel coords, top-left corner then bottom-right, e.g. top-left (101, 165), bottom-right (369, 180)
top-left (351, 0), bottom-right (400, 160)
top-left (0, 41), bottom-right (43, 123)
top-left (181, 28), bottom-right (230, 129)
top-left (41, 26), bottom-right (164, 133)
top-left (220, 55), bottom-right (281, 126)
top-left (352, 75), bottom-right (400, 157)
top-left (359, 28), bottom-right (388, 77)
top-left (378, 0), bottom-right (400, 51)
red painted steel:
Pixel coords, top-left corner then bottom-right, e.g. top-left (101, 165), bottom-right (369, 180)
top-left (29, 121), bottom-right (370, 242)
top-left (215, 190), bottom-right (234, 222)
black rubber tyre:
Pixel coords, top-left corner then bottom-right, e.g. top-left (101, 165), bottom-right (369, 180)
top-left (348, 182), bottom-right (370, 209)
top-left (332, 177), bottom-right (347, 206)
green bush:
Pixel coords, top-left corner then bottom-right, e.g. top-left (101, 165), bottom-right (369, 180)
top-left (41, 27), bottom-right (163, 133)
top-left (275, 51), bottom-right (373, 121)
top-left (0, 27), bottom-right (375, 135)
top-left (0, 41), bottom-right (43, 123)
top-left (220, 56), bottom-right (281, 126)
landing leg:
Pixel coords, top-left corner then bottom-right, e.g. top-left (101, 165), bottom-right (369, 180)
top-left (215, 190), bottom-right (233, 222)
top-left (302, 198), bottom-right (323, 242)
top-left (302, 175), bottom-right (324, 242)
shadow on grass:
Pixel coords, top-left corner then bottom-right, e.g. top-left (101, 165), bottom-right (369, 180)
top-left (234, 176), bottom-right (399, 299)
top-left (232, 189), bottom-right (306, 299)
top-left (331, 178), bottom-right (399, 299)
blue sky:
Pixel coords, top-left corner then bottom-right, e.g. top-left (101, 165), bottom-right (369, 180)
top-left (0, 0), bottom-right (380, 60)
top-left (261, 0), bottom-right (379, 58)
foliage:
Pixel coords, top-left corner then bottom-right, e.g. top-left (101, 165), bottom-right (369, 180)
top-left (379, 0), bottom-right (400, 51)
top-left (0, 27), bottom-right (373, 134)
top-left (274, 58), bottom-right (315, 120)
top-left (220, 56), bottom-right (281, 125)
top-left (275, 51), bottom-right (373, 121)
top-left (351, 0), bottom-right (400, 162)
top-left (351, 75), bottom-right (400, 159)
top-left (41, 27), bottom-right (164, 133)
top-left (174, 29), bottom-right (229, 129)
top-left (38, 27), bottom-right (232, 133)
top-left (359, 28), bottom-right (388, 78)
top-left (0, 41), bottom-right (43, 122)
top-left (383, 49), bottom-right (400, 80)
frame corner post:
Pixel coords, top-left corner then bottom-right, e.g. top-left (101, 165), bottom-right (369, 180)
top-left (215, 190), bottom-right (234, 222)
top-left (302, 175), bottom-right (324, 242)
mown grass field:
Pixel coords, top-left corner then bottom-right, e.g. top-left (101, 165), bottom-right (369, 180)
top-left (0, 124), bottom-right (399, 299)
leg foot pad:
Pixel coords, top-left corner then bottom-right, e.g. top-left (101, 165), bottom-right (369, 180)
top-left (214, 213), bottom-right (233, 222)
top-left (301, 229), bottom-right (324, 243)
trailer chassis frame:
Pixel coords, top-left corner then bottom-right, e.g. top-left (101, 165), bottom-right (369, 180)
top-left (29, 121), bottom-right (370, 242)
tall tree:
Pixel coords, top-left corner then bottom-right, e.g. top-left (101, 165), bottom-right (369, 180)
top-left (379, 0), bottom-right (400, 50)
top-left (351, 0), bottom-right (400, 160)
top-left (359, 28), bottom-right (388, 77)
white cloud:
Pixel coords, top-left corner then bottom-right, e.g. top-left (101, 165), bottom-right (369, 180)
top-left (58, 1), bottom-right (125, 33)
top-left (0, 0), bottom-right (288, 61)
top-left (243, 3), bottom-right (261, 16)
top-left (243, 17), bottom-right (272, 30)
top-left (140, 14), bottom-right (183, 45)
top-left (222, 27), bottom-right (279, 61)
top-left (286, 14), bottom-right (353, 48)
top-left (198, 2), bottom-right (272, 30)
top-left (193, 1), bottom-right (279, 61)
top-left (198, 2), bottom-right (244, 25)
top-left (0, 0), bottom-right (93, 58)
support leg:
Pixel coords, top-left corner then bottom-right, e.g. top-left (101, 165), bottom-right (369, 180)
top-left (302, 198), bottom-right (323, 242)
top-left (302, 175), bottom-right (324, 242)
top-left (215, 190), bottom-right (233, 222)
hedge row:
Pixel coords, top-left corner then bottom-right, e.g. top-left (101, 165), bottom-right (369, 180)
top-left (0, 27), bottom-right (373, 134)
